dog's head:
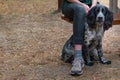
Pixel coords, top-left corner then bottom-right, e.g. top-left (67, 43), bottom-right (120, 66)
top-left (87, 4), bottom-right (113, 30)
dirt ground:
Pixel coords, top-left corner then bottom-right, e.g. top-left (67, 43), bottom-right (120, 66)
top-left (0, 0), bottom-right (120, 80)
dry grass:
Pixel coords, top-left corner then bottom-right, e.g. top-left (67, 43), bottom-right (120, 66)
top-left (0, 0), bottom-right (57, 15)
top-left (0, 0), bottom-right (120, 80)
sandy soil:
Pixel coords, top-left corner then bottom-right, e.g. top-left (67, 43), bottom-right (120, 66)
top-left (0, 0), bottom-right (120, 80)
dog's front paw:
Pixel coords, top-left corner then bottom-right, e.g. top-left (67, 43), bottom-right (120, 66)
top-left (86, 61), bottom-right (94, 66)
top-left (100, 57), bottom-right (111, 64)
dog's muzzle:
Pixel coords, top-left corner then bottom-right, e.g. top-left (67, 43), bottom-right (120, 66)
top-left (97, 16), bottom-right (104, 22)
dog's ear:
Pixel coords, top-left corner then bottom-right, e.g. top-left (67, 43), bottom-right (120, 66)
top-left (104, 7), bottom-right (113, 30)
top-left (87, 6), bottom-right (96, 28)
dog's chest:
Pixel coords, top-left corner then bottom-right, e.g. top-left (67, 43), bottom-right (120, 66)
top-left (84, 26), bottom-right (104, 46)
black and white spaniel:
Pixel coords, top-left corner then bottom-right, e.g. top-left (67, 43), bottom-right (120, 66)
top-left (83, 4), bottom-right (113, 66)
top-left (60, 4), bottom-right (113, 66)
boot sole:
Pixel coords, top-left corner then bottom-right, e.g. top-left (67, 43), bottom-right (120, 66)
top-left (70, 70), bottom-right (83, 76)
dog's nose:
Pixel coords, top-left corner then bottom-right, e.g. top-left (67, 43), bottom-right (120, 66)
top-left (97, 16), bottom-right (104, 22)
top-left (98, 17), bottom-right (103, 20)
top-left (98, 17), bottom-right (103, 21)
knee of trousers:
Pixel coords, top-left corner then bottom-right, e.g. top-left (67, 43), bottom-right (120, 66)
top-left (73, 4), bottom-right (86, 16)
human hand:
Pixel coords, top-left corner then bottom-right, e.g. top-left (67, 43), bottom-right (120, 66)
top-left (90, 4), bottom-right (96, 9)
top-left (82, 4), bottom-right (90, 14)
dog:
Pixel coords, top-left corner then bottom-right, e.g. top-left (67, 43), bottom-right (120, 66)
top-left (60, 4), bottom-right (113, 66)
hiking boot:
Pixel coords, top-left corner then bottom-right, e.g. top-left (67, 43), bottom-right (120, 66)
top-left (70, 57), bottom-right (84, 76)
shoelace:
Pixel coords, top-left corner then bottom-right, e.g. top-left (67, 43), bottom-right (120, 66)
top-left (73, 57), bottom-right (84, 68)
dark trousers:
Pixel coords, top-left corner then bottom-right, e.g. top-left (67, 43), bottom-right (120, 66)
top-left (62, 3), bottom-right (86, 45)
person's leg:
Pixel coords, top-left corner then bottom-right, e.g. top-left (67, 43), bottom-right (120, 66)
top-left (62, 3), bottom-right (85, 49)
top-left (62, 3), bottom-right (86, 76)
top-left (71, 4), bottom-right (86, 75)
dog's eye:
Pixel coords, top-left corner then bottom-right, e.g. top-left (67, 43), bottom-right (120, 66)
top-left (102, 8), bottom-right (106, 14)
top-left (95, 9), bottom-right (99, 14)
